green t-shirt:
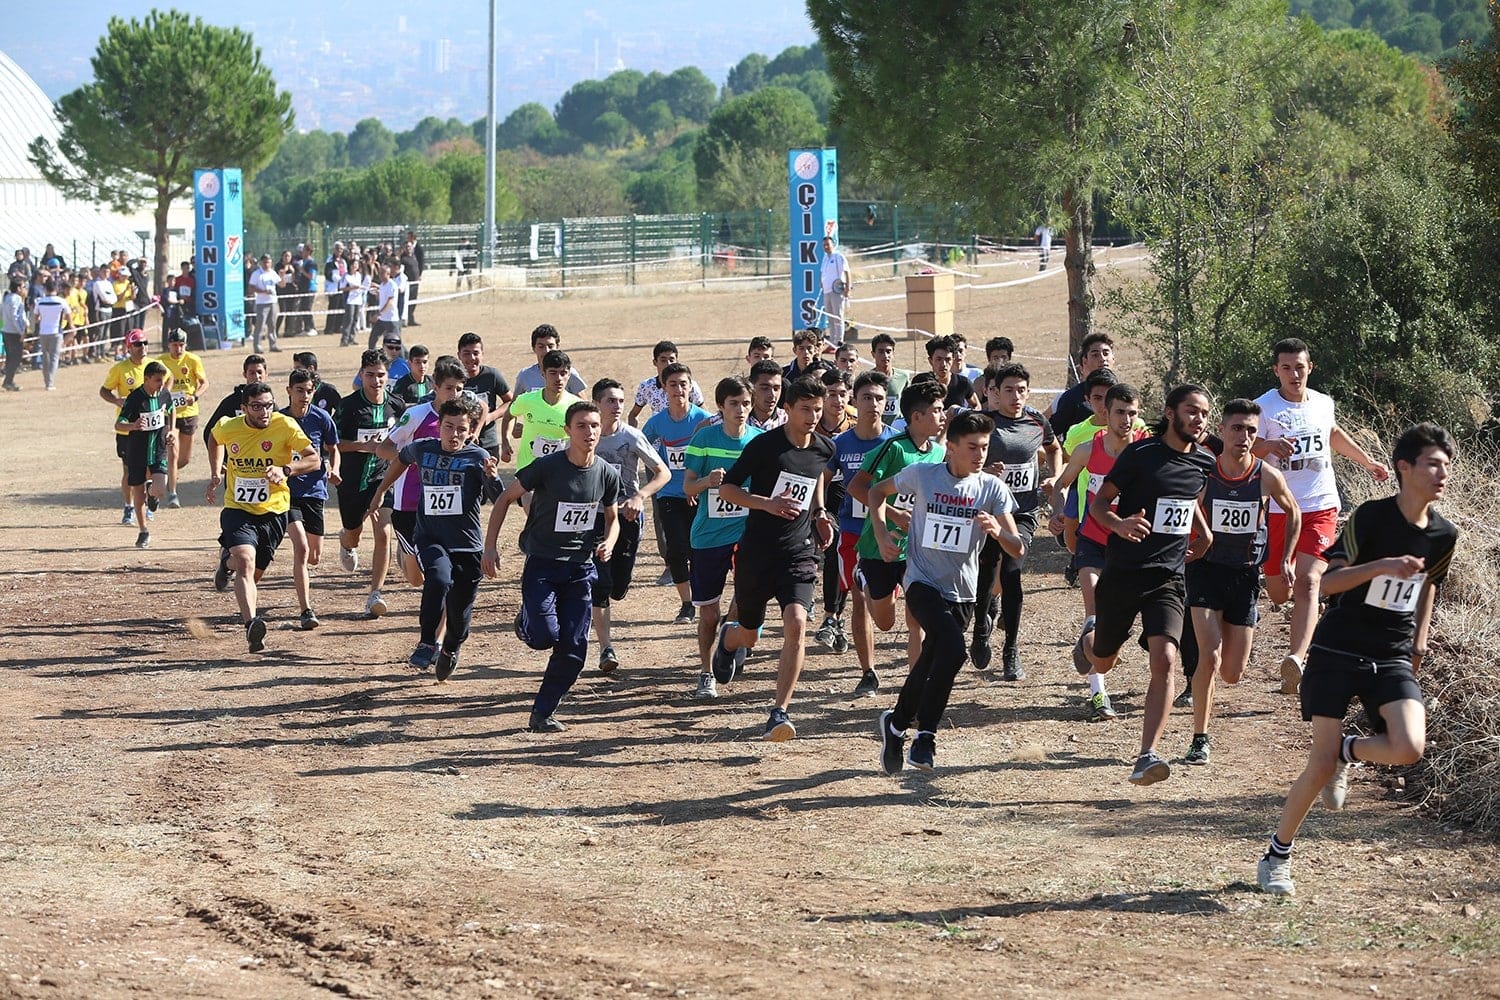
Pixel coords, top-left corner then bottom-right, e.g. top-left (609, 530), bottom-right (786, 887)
top-left (510, 389), bottom-right (582, 471)
top-left (855, 432), bottom-right (946, 559)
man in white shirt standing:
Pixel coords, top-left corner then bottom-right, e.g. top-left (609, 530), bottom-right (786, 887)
top-left (248, 255), bottom-right (284, 354)
top-left (820, 236), bottom-right (851, 349)
top-left (32, 276), bottom-right (71, 390)
top-left (370, 263), bottom-right (401, 351)
top-left (1034, 224), bottom-right (1053, 270)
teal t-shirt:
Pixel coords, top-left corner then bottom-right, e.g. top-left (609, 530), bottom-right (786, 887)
top-left (684, 422), bottom-right (762, 549)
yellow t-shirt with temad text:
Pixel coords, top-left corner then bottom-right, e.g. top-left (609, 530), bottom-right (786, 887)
top-left (157, 351), bottom-right (207, 418)
top-left (103, 358), bottom-right (148, 435)
top-left (212, 413), bottom-right (312, 515)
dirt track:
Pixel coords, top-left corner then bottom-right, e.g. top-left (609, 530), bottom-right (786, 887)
top-left (1, 259), bottom-right (1495, 998)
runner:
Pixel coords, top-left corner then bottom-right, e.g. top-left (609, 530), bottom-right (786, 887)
top-left (1258, 423), bottom-right (1457, 896)
top-left (456, 332), bottom-right (514, 469)
top-left (1252, 338), bottom-right (1391, 696)
top-left (592, 377), bottom-right (671, 673)
top-left (202, 355), bottom-right (270, 448)
top-left (484, 401), bottom-right (621, 732)
top-left (642, 362), bottom-right (711, 625)
top-left (823, 370), bottom-right (895, 695)
top-left (1184, 399), bottom-right (1299, 765)
top-left (513, 323), bottom-right (587, 395)
top-left (281, 368), bottom-right (341, 629)
top-left (869, 410), bottom-right (1024, 772)
top-left (290, 351), bottom-right (341, 415)
top-left (713, 359), bottom-right (788, 432)
top-left (913, 335), bottom-right (978, 410)
top-left (949, 333), bottom-right (984, 385)
top-left (371, 397), bottom-right (495, 680)
top-left (627, 340), bottom-right (704, 426)
top-left (1052, 382), bottom-right (1148, 721)
top-left (985, 337), bottom-right (1014, 368)
top-left (1074, 384), bottom-right (1217, 785)
top-left (783, 328), bottom-right (823, 381)
top-left (335, 349), bottom-right (407, 617)
top-left (504, 349), bottom-right (585, 473)
top-left (1047, 332), bottom-right (1116, 439)
top-left (368, 261), bottom-right (400, 351)
top-left (683, 375), bottom-right (762, 698)
top-left (99, 329), bottom-right (152, 526)
top-left (391, 344), bottom-right (434, 404)
top-left (743, 336), bottom-right (775, 368)
top-left (973, 363), bottom-right (1059, 679)
top-left (811, 368), bottom-right (856, 657)
top-left (114, 361), bottom-right (175, 549)
top-left (868, 333), bottom-right (913, 425)
top-left (1054, 369), bottom-right (1123, 560)
top-left (157, 329), bottom-right (207, 508)
top-left (711, 376), bottom-right (837, 741)
top-left (206, 381), bottom-right (320, 651)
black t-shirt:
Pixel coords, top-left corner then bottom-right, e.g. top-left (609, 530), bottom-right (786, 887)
top-left (1312, 496), bottom-right (1458, 660)
top-left (912, 370), bottom-right (974, 409)
top-left (398, 439), bottom-right (492, 552)
top-left (336, 389), bottom-right (406, 491)
top-left (984, 406), bottom-right (1055, 513)
top-left (462, 365), bottom-right (511, 452)
top-left (1049, 382), bottom-right (1093, 440)
top-left (724, 427), bottom-right (836, 566)
top-left (392, 373), bottom-right (435, 405)
top-left (202, 385), bottom-right (247, 449)
top-left (313, 382), bottom-right (342, 416)
top-left (1102, 437), bottom-right (1216, 571)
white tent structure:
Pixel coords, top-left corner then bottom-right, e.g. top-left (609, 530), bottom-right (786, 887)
top-left (0, 49), bottom-right (160, 268)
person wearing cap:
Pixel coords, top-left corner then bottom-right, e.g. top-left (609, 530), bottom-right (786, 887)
top-left (100, 330), bottom-right (155, 525)
top-left (248, 255), bottom-right (284, 354)
top-left (157, 329), bottom-right (209, 508)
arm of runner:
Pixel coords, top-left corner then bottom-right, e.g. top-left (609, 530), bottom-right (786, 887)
top-left (1251, 436), bottom-right (1294, 462)
top-left (978, 509), bottom-right (1025, 559)
top-left (596, 502), bottom-right (619, 563)
top-left (324, 441), bottom-right (342, 487)
top-left (866, 476), bottom-right (902, 563)
top-left (482, 478), bottom-right (528, 578)
top-left (1186, 498), bottom-right (1214, 562)
top-left (717, 480), bottom-right (799, 520)
top-left (630, 455), bottom-right (672, 515)
top-left (99, 385), bottom-right (124, 407)
top-left (1038, 439), bottom-right (1062, 496)
top-left (1089, 480), bottom-right (1148, 542)
top-left (365, 455), bottom-right (409, 519)
top-left (1331, 424), bottom-right (1391, 482)
top-left (1411, 580), bottom-right (1439, 674)
top-left (811, 475), bottom-right (833, 550)
top-left (682, 465), bottom-right (723, 499)
top-left (847, 468), bottom-right (874, 509)
top-left (1262, 465), bottom-right (1300, 581)
top-left (1320, 553), bottom-right (1425, 597)
top-left (205, 441), bottom-right (224, 502)
top-left (627, 400), bottom-right (645, 427)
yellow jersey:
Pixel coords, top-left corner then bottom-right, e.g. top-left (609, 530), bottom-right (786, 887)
top-left (212, 413), bottom-right (312, 515)
top-left (103, 358), bottom-right (148, 435)
top-left (65, 287), bottom-right (88, 328)
top-left (157, 351), bottom-right (207, 418)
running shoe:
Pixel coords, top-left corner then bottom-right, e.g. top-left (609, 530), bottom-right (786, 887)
top-left (711, 620), bottom-right (737, 684)
top-left (434, 647), bottom-right (459, 682)
top-left (365, 590), bottom-right (388, 618)
top-left (409, 642), bottom-right (438, 670)
top-left (145, 507), bottom-right (154, 522)
top-left (122, 506), bottom-right (135, 526)
top-left (1002, 646), bottom-right (1025, 682)
top-left (1279, 653), bottom-right (1303, 696)
top-left (812, 615), bottom-right (838, 650)
top-left (340, 545), bottom-right (359, 573)
top-left (854, 668), bottom-right (880, 698)
top-left (300, 608), bottom-right (320, 631)
top-left (1086, 691), bottom-right (1118, 722)
top-left (969, 638), bottom-right (993, 672)
top-left (1129, 750), bottom-right (1171, 786)
top-left (1064, 562), bottom-right (1079, 588)
top-left (146, 492), bottom-right (160, 513)
top-left (1072, 616), bottom-right (1096, 676)
top-left (832, 622), bottom-right (850, 654)
top-left (672, 602), bottom-right (695, 625)
top-left (213, 548), bottom-right (230, 592)
top-left (528, 712), bottom-right (566, 734)
top-left (1322, 762), bottom-right (1349, 811)
top-left (908, 732), bottom-right (936, 772)
top-left (763, 707), bottom-right (796, 742)
top-left (598, 646), bottom-right (619, 674)
top-left (1174, 687), bottom-right (1194, 710)
top-left (694, 673), bottom-right (718, 699)
top-left (1183, 734), bottom-right (1211, 766)
top-left (134, 531), bottom-right (150, 549)
top-left (655, 569), bottom-right (673, 586)
top-left (878, 709), bottom-right (905, 775)
top-left (246, 616), bottom-right (267, 653)
top-left (1257, 853), bottom-right (1295, 896)
top-left (165, 492), bottom-right (181, 509)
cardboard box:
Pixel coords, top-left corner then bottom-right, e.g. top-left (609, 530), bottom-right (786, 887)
top-left (904, 272), bottom-right (954, 295)
top-left (905, 310), bottom-right (953, 336)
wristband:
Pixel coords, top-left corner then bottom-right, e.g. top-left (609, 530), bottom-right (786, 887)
top-left (282, 465), bottom-right (293, 479)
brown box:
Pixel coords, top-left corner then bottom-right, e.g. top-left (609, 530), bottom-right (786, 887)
top-left (904, 272), bottom-right (954, 295)
top-left (905, 271), bottom-right (955, 319)
top-left (905, 310), bottom-right (953, 336)
top-left (906, 290), bottom-right (950, 313)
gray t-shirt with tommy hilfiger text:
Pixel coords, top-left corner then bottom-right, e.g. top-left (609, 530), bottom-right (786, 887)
top-left (891, 461), bottom-right (1014, 602)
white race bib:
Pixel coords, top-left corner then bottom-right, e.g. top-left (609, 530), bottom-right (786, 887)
top-left (999, 463), bottom-right (1036, 493)
top-left (1152, 498), bottom-right (1195, 535)
top-left (1211, 498), bottom-right (1259, 535)
top-left (923, 511), bottom-right (973, 552)
top-left (171, 391), bottom-right (189, 408)
top-left (532, 436), bottom-right (565, 459)
top-left (706, 488), bottom-right (748, 519)
top-left (356, 427), bottom-right (386, 443)
top-left (889, 491), bottom-right (916, 514)
top-left (666, 447), bottom-right (687, 470)
top-left (772, 471), bottom-right (817, 513)
top-left (1365, 572), bottom-right (1425, 613)
top-left (140, 409), bottom-right (167, 431)
top-left (850, 496), bottom-right (868, 518)
top-left (555, 501), bottom-right (596, 533)
top-left (233, 476), bottom-right (269, 505)
top-left (424, 484), bottom-right (461, 516)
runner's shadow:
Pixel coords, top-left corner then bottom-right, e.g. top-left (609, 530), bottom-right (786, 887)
top-left (812, 886), bottom-right (1232, 924)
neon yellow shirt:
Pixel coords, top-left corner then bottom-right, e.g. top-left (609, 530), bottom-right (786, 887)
top-left (103, 358), bottom-right (148, 435)
top-left (212, 413), bottom-right (312, 515)
top-left (157, 351), bottom-right (207, 418)
top-left (510, 389), bottom-right (581, 470)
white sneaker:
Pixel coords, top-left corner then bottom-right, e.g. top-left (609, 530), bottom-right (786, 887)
top-left (340, 546), bottom-right (359, 573)
top-left (1257, 853), bottom-right (1295, 895)
top-left (1279, 653), bottom-right (1303, 695)
top-left (366, 591), bottom-right (387, 618)
top-left (1322, 762), bottom-right (1349, 811)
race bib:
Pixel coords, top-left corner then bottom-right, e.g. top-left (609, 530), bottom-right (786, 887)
top-left (234, 476), bottom-right (269, 505)
top-left (532, 436), bottom-right (565, 459)
top-left (923, 511), bottom-right (973, 552)
top-left (424, 484), bottom-right (461, 516)
top-left (356, 427), bottom-right (386, 443)
top-left (555, 501), bottom-right (596, 533)
top-left (889, 491), bottom-right (916, 514)
top-left (772, 471), bottom-right (817, 513)
top-left (882, 396), bottom-right (899, 418)
top-left (1212, 498), bottom-right (1259, 535)
top-left (999, 463), bottom-right (1036, 493)
top-left (140, 409), bottom-right (167, 431)
top-left (850, 496), bottom-right (868, 518)
top-left (1152, 498), bottom-right (1195, 535)
top-left (171, 391), bottom-right (189, 408)
top-left (1365, 572), bottom-right (1425, 613)
top-left (706, 488), bottom-right (748, 519)
top-left (666, 447), bottom-right (687, 471)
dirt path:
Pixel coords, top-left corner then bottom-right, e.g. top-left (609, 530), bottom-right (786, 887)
top-left (1, 265), bottom-right (1495, 998)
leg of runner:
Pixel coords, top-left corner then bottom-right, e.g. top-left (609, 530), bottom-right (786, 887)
top-left (883, 582), bottom-right (971, 773)
top-left (434, 552), bottom-right (483, 681)
top-left (287, 516), bottom-right (314, 622)
top-left (365, 507), bottom-right (392, 617)
top-left (525, 560), bottom-right (595, 731)
top-left (1185, 607), bottom-right (1223, 764)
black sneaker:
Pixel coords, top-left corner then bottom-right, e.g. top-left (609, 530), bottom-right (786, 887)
top-left (1064, 562), bottom-right (1079, 588)
top-left (854, 668), bottom-right (880, 698)
top-left (878, 709), bottom-right (905, 775)
top-left (598, 646), bottom-right (619, 674)
top-left (969, 639), bottom-right (992, 672)
top-left (1129, 750), bottom-right (1171, 786)
top-left (146, 492), bottom-right (160, 513)
top-left (711, 620), bottom-right (737, 684)
top-left (1072, 616), bottom-right (1096, 676)
top-left (246, 616), bottom-right (267, 653)
top-left (513, 609), bottom-right (527, 644)
top-left (672, 602), bottom-right (695, 625)
top-left (908, 732), bottom-right (936, 772)
top-left (134, 531), bottom-right (151, 549)
top-left (832, 622), bottom-right (850, 654)
top-left (763, 707), bottom-right (796, 742)
top-left (213, 549), bottom-right (230, 592)
top-left (528, 712), bottom-right (566, 733)
top-left (1173, 687), bottom-right (1194, 710)
top-left (434, 647), bottom-right (460, 682)
top-left (1002, 646), bottom-right (1025, 682)
top-left (300, 608), bottom-right (320, 631)
top-left (1183, 734), bottom-right (1211, 766)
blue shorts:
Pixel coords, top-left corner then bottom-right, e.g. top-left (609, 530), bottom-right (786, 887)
top-left (690, 542), bottom-right (736, 606)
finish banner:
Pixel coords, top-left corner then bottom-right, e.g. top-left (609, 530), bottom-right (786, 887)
top-left (193, 168), bottom-right (246, 346)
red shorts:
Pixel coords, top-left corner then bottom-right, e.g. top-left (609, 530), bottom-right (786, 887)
top-left (838, 530), bottom-right (859, 592)
top-left (1264, 508), bottom-right (1339, 575)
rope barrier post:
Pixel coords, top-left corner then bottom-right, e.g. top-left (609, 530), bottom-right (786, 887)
top-left (700, 213), bottom-right (709, 288)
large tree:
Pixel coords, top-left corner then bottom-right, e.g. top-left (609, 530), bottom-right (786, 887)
top-left (811, 0), bottom-right (1145, 364)
top-left (693, 87), bottom-right (824, 210)
top-left (28, 9), bottom-right (292, 286)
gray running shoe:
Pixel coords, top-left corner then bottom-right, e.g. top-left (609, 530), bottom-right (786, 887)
top-left (694, 673), bottom-right (718, 699)
top-left (1129, 750), bottom-right (1171, 786)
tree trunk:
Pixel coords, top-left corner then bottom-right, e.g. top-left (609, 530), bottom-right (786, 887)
top-left (153, 190), bottom-right (172, 299)
top-left (1062, 183), bottom-right (1096, 385)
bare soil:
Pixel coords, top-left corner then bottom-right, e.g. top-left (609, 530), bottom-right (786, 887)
top-left (1, 259), bottom-right (1495, 998)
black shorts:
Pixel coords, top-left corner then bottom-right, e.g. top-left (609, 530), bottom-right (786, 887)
top-left (1074, 534), bottom-right (1108, 570)
top-left (1092, 565), bottom-right (1186, 657)
top-left (1186, 560), bottom-right (1260, 628)
top-left (336, 480), bottom-right (390, 532)
top-left (219, 507), bottom-right (287, 570)
top-left (1301, 646), bottom-right (1422, 734)
top-left (115, 435), bottom-right (129, 461)
top-left (287, 496), bottom-right (326, 537)
top-left (391, 509), bottom-right (417, 554)
top-left (175, 414), bottom-right (199, 436)
top-left (733, 549), bottom-right (816, 631)
top-left (689, 541), bottom-right (737, 606)
top-left (593, 515), bottom-right (642, 608)
top-left (858, 556), bottom-right (906, 601)
top-left (125, 454), bottom-right (168, 487)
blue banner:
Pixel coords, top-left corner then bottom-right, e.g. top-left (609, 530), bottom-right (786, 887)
top-left (788, 148), bottom-right (838, 332)
top-left (193, 168), bottom-right (246, 346)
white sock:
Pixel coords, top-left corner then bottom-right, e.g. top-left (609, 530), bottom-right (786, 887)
top-left (1088, 672), bottom-right (1105, 695)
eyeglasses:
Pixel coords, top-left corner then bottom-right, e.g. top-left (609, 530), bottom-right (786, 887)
top-left (243, 402), bottom-right (274, 411)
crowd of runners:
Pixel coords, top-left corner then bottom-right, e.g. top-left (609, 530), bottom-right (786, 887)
top-left (96, 316), bottom-right (1460, 899)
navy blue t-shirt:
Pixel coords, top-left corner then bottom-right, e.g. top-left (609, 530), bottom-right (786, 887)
top-left (282, 404), bottom-right (339, 501)
top-left (398, 439), bottom-right (492, 552)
